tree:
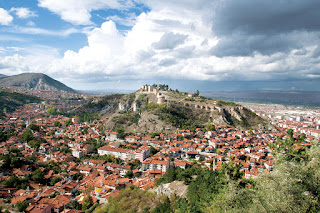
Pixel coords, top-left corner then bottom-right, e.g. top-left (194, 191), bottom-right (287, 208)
top-left (70, 200), bottom-right (82, 210)
top-left (65, 119), bottom-right (73, 126)
top-left (152, 196), bottom-right (172, 213)
top-left (208, 141), bottom-right (320, 213)
top-left (54, 121), bottom-right (62, 127)
top-left (32, 169), bottom-right (45, 183)
top-left (114, 126), bottom-right (126, 139)
top-left (287, 128), bottom-right (294, 141)
top-left (28, 140), bottom-right (40, 151)
top-left (196, 90), bottom-right (200, 96)
top-left (47, 107), bottom-right (58, 115)
top-left (28, 123), bottom-right (40, 132)
top-left (124, 170), bottom-right (134, 178)
top-left (16, 200), bottom-right (29, 212)
top-left (82, 195), bottom-right (93, 210)
top-left (149, 146), bottom-right (158, 156)
top-left (20, 129), bottom-right (34, 142)
top-left (50, 176), bottom-right (62, 185)
top-left (205, 124), bottom-right (216, 132)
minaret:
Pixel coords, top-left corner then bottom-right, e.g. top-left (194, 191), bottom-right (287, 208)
top-left (212, 157), bottom-right (216, 170)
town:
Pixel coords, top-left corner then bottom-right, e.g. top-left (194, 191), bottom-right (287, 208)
top-left (0, 90), bottom-right (317, 213)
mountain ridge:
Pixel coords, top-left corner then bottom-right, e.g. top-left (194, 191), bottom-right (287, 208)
top-left (0, 73), bottom-right (76, 93)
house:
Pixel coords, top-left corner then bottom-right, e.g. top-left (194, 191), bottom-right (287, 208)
top-left (98, 146), bottom-right (129, 160)
top-left (78, 166), bottom-right (91, 176)
top-left (142, 159), bottom-right (169, 172)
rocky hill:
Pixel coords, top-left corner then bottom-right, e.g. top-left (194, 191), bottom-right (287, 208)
top-left (0, 73), bottom-right (76, 93)
top-left (74, 84), bottom-right (270, 134)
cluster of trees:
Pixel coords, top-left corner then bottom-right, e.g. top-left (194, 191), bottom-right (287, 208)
top-left (0, 149), bottom-right (35, 173)
top-left (87, 154), bottom-right (122, 164)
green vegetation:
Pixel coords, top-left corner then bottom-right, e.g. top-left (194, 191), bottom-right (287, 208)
top-left (148, 103), bottom-right (209, 131)
top-left (149, 146), bottom-right (158, 156)
top-left (82, 195), bottom-right (93, 210)
top-left (65, 118), bottom-right (73, 126)
top-left (28, 123), bottom-right (40, 132)
top-left (16, 200), bottom-right (29, 212)
top-left (28, 139), bottom-right (41, 151)
top-left (205, 124), bottom-right (216, 131)
top-left (47, 107), bottom-right (58, 115)
top-left (95, 186), bottom-right (161, 213)
top-left (54, 120), bottom-right (62, 127)
top-left (31, 169), bottom-right (45, 183)
top-left (149, 141), bottom-right (320, 213)
top-left (0, 129), bottom-right (14, 142)
top-left (217, 100), bottom-right (239, 107)
top-left (2, 175), bottom-right (29, 189)
top-left (38, 160), bottom-right (62, 173)
top-left (50, 176), bottom-right (62, 185)
top-left (112, 111), bottom-right (140, 126)
top-left (20, 129), bottom-right (34, 142)
top-left (208, 141), bottom-right (320, 213)
top-left (124, 170), bottom-right (134, 178)
top-left (0, 90), bottom-right (41, 118)
top-left (86, 154), bottom-right (122, 164)
top-left (70, 94), bottom-right (123, 122)
top-left (0, 149), bottom-right (36, 173)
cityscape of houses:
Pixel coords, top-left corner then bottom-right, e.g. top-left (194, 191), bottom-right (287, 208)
top-left (0, 93), bottom-right (318, 213)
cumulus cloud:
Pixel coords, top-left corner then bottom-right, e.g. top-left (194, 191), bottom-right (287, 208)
top-left (2, 0), bottom-right (320, 90)
top-left (0, 8), bottom-right (13, 25)
top-left (38, 0), bottom-right (135, 25)
top-left (10, 7), bottom-right (37, 19)
top-left (153, 32), bottom-right (188, 50)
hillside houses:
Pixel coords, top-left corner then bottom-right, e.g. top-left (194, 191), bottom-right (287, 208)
top-left (0, 95), bottom-right (317, 212)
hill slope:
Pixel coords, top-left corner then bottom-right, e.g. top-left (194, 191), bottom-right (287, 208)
top-left (74, 85), bottom-right (270, 134)
top-left (0, 73), bottom-right (76, 93)
top-left (0, 90), bottom-right (41, 118)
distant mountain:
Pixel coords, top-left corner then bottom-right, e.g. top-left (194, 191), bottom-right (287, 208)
top-left (0, 73), bottom-right (76, 93)
top-left (0, 74), bottom-right (6, 79)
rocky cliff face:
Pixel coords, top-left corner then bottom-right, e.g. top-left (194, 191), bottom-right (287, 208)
top-left (99, 87), bottom-right (271, 134)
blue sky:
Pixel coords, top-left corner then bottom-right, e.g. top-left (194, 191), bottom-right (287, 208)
top-left (0, 0), bottom-right (320, 91)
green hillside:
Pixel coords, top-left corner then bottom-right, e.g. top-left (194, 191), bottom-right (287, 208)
top-left (0, 90), bottom-right (41, 118)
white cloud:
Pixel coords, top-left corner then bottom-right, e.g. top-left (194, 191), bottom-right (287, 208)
top-left (2, 1), bottom-right (320, 90)
top-left (10, 7), bottom-right (37, 19)
top-left (38, 0), bottom-right (135, 25)
top-left (0, 8), bottom-right (13, 25)
top-left (7, 26), bottom-right (80, 36)
top-left (27, 21), bottom-right (35, 26)
top-left (104, 13), bottom-right (137, 27)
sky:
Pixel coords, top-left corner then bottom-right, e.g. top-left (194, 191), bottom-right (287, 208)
top-left (0, 0), bottom-right (320, 91)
